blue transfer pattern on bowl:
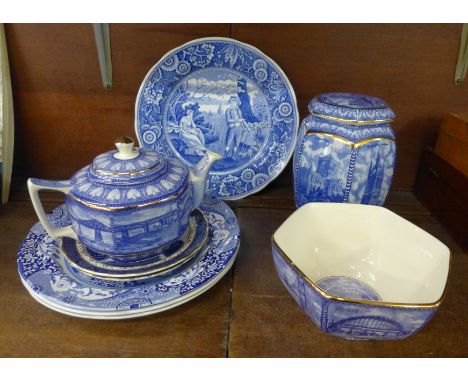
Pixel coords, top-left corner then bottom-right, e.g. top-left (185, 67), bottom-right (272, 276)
top-left (316, 276), bottom-right (382, 302)
top-left (272, 245), bottom-right (437, 340)
top-left (135, 37), bottom-right (299, 200)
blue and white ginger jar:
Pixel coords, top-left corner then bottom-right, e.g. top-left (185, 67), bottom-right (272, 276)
top-left (293, 92), bottom-right (396, 207)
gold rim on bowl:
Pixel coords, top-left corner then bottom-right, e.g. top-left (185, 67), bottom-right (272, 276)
top-left (271, 236), bottom-right (450, 309)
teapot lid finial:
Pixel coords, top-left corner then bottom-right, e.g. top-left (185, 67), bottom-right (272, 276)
top-left (114, 136), bottom-right (139, 160)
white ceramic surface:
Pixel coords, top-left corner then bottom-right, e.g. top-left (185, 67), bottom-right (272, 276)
top-left (272, 203), bottom-right (451, 340)
top-left (274, 203), bottom-right (450, 305)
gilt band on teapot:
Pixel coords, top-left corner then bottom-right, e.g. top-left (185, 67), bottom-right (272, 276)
top-left (67, 182), bottom-right (188, 211)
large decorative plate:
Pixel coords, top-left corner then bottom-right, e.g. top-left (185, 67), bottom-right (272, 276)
top-left (135, 37), bottom-right (299, 200)
top-left (17, 198), bottom-right (240, 319)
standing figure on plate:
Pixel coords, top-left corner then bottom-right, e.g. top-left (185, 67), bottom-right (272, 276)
top-left (179, 109), bottom-right (206, 156)
top-left (236, 78), bottom-right (263, 159)
top-left (152, 83), bottom-right (164, 114)
top-left (224, 96), bottom-right (246, 159)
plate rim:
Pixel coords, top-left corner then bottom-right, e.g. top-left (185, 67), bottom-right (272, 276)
top-left (20, 247), bottom-right (237, 320)
top-left (134, 36), bottom-right (299, 200)
top-left (18, 200), bottom-right (240, 316)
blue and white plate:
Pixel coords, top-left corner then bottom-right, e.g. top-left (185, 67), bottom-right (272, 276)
top-left (17, 198), bottom-right (240, 319)
top-left (135, 37), bottom-right (299, 200)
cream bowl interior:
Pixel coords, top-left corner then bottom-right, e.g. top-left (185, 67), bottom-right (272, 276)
top-left (273, 203), bottom-right (450, 304)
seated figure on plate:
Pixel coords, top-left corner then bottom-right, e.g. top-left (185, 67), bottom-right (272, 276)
top-left (179, 109), bottom-right (207, 156)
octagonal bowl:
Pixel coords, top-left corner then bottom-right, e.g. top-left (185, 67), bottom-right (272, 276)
top-left (272, 203), bottom-right (450, 340)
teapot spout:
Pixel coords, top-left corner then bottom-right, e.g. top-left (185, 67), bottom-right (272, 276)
top-left (189, 150), bottom-right (222, 208)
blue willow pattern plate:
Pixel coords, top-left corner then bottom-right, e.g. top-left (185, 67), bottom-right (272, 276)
top-left (135, 37), bottom-right (299, 200)
top-left (17, 198), bottom-right (239, 315)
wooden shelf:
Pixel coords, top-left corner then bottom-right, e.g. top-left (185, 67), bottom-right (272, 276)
top-left (415, 148), bottom-right (468, 251)
top-left (0, 190), bottom-right (466, 357)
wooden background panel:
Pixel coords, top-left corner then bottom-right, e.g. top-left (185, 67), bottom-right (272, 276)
top-left (5, 24), bottom-right (468, 191)
top-left (6, 23), bottom-right (230, 179)
top-left (232, 24), bottom-right (468, 190)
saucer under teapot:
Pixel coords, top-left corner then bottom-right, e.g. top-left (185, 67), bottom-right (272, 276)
top-left (61, 208), bottom-right (209, 281)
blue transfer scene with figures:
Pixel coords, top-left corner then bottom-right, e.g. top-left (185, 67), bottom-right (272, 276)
top-left (136, 38), bottom-right (298, 200)
top-left (272, 245), bottom-right (437, 341)
top-left (294, 92), bottom-right (396, 207)
top-left (164, 72), bottom-right (269, 170)
top-left (17, 33), bottom-right (452, 338)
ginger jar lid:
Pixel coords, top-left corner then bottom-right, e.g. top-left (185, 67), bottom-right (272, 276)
top-left (308, 92), bottom-right (395, 124)
top-left (69, 137), bottom-right (188, 208)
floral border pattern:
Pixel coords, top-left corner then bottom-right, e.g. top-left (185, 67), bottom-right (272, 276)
top-left (135, 38), bottom-right (298, 200)
top-left (17, 199), bottom-right (239, 313)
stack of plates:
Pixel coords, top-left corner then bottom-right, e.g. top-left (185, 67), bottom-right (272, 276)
top-left (17, 198), bottom-right (239, 319)
top-left (60, 209), bottom-right (211, 282)
top-left (18, 37), bottom-right (299, 319)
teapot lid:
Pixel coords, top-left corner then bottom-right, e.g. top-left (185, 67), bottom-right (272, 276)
top-left (308, 92), bottom-right (395, 124)
top-left (90, 136), bottom-right (166, 185)
top-left (69, 137), bottom-right (189, 208)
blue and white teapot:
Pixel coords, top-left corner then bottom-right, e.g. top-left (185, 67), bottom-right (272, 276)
top-left (28, 137), bottom-right (221, 256)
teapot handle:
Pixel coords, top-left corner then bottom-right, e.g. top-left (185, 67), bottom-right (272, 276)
top-left (27, 178), bottom-right (77, 241)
